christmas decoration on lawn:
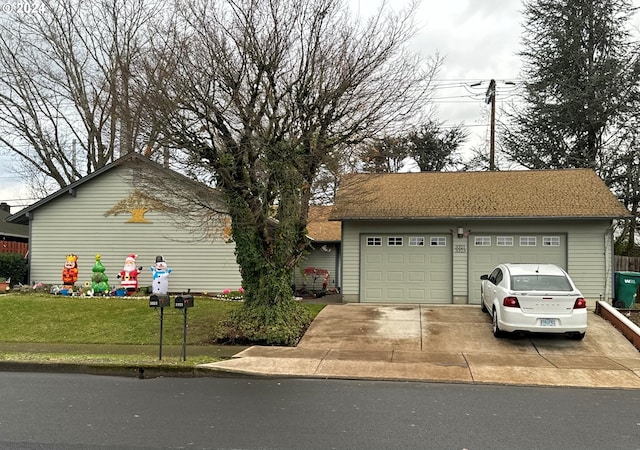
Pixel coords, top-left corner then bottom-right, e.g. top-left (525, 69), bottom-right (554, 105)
top-left (91, 254), bottom-right (110, 294)
top-left (62, 254), bottom-right (78, 288)
top-left (150, 255), bottom-right (171, 294)
top-left (117, 253), bottom-right (142, 294)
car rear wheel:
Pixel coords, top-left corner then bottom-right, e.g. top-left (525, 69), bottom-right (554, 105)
top-left (492, 309), bottom-right (505, 338)
top-left (569, 332), bottom-right (586, 340)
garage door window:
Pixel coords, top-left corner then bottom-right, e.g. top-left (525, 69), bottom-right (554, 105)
top-left (367, 237), bottom-right (382, 246)
top-left (409, 237), bottom-right (425, 246)
top-left (430, 237), bottom-right (447, 246)
top-left (543, 236), bottom-right (560, 247)
top-left (497, 236), bottom-right (514, 246)
top-left (474, 236), bottom-right (491, 246)
top-left (387, 236), bottom-right (403, 246)
top-left (519, 236), bottom-right (537, 246)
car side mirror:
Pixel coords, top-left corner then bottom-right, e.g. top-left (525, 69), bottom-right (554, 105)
top-left (480, 274), bottom-right (488, 280)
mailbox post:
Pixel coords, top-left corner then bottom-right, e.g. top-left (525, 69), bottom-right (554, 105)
top-left (174, 294), bottom-right (194, 361)
top-left (149, 294), bottom-right (170, 360)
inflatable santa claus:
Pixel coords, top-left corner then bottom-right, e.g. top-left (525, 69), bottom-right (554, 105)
top-left (117, 253), bottom-right (142, 294)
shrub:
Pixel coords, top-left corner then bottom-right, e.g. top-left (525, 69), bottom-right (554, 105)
top-left (0, 253), bottom-right (28, 286)
top-left (213, 297), bottom-right (313, 346)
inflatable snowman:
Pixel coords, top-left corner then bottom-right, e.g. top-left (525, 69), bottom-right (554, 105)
top-left (150, 255), bottom-right (172, 294)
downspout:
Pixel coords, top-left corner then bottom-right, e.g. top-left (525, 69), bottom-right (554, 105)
top-left (604, 220), bottom-right (617, 304)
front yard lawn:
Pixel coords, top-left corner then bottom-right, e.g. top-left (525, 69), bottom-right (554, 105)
top-left (0, 292), bottom-right (325, 346)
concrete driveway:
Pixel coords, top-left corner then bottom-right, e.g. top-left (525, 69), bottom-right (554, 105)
top-left (201, 304), bottom-right (640, 389)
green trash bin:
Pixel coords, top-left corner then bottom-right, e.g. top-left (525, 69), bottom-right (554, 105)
top-left (614, 271), bottom-right (640, 308)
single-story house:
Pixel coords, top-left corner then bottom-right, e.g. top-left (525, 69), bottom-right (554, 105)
top-left (329, 169), bottom-right (631, 305)
top-left (0, 202), bottom-right (28, 256)
top-left (6, 153), bottom-right (341, 294)
top-left (7, 153), bottom-right (243, 293)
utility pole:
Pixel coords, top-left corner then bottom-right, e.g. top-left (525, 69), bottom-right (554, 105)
top-left (485, 79), bottom-right (496, 171)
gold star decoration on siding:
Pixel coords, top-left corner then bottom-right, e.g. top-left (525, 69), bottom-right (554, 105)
top-left (104, 190), bottom-right (169, 223)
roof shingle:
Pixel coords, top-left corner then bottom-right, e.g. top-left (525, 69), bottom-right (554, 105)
top-left (307, 205), bottom-right (341, 241)
top-left (330, 169), bottom-right (631, 220)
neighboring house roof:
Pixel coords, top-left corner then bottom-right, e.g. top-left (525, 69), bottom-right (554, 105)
top-left (306, 205), bottom-right (341, 242)
top-left (0, 208), bottom-right (28, 238)
top-left (330, 169), bottom-right (631, 220)
top-left (6, 152), bottom-right (223, 225)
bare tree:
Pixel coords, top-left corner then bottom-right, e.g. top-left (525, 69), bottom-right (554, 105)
top-left (0, 0), bottom-right (166, 193)
top-left (149, 0), bottom-right (440, 343)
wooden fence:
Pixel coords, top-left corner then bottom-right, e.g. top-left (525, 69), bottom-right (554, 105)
top-left (614, 255), bottom-right (640, 272)
top-left (0, 241), bottom-right (28, 257)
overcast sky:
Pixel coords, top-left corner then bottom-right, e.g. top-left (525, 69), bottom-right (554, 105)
top-left (0, 0), bottom-right (637, 210)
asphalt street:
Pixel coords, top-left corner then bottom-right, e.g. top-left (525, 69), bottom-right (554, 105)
top-left (1, 372), bottom-right (639, 449)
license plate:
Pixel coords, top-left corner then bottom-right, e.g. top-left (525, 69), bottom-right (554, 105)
top-left (540, 318), bottom-right (556, 327)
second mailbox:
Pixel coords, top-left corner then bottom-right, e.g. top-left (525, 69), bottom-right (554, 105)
top-left (174, 294), bottom-right (194, 309)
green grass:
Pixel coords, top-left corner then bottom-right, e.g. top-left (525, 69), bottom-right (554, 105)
top-left (0, 292), bottom-right (326, 346)
top-left (0, 352), bottom-right (214, 367)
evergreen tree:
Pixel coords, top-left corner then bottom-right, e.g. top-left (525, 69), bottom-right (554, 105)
top-left (502, 0), bottom-right (640, 170)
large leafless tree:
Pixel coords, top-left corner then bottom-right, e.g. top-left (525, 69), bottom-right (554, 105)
top-left (149, 0), bottom-right (440, 343)
top-left (0, 0), bottom-right (166, 195)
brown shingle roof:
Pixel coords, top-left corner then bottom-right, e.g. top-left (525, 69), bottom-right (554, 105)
top-left (330, 169), bottom-right (631, 220)
top-left (307, 205), bottom-right (341, 241)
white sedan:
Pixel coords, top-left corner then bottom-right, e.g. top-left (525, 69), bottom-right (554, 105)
top-left (480, 263), bottom-right (587, 340)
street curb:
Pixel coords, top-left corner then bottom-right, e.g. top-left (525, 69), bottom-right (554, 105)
top-left (0, 361), bottom-right (234, 379)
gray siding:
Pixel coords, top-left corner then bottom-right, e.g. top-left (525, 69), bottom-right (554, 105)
top-left (451, 235), bottom-right (468, 303)
top-left (294, 243), bottom-right (339, 292)
top-left (29, 167), bottom-right (242, 293)
top-left (567, 224), bottom-right (614, 302)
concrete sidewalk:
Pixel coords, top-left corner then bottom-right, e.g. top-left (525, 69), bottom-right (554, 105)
top-left (200, 304), bottom-right (640, 389)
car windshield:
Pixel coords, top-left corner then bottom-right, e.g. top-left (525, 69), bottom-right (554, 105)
top-left (510, 274), bottom-right (573, 291)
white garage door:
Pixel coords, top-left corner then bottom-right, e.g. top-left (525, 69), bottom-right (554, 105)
top-left (468, 234), bottom-right (567, 304)
top-left (361, 234), bottom-right (452, 303)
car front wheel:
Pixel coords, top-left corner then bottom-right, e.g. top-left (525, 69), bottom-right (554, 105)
top-left (492, 309), bottom-right (505, 338)
top-left (481, 299), bottom-right (488, 313)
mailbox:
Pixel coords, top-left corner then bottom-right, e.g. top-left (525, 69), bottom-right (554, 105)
top-left (149, 294), bottom-right (170, 307)
top-left (174, 294), bottom-right (194, 309)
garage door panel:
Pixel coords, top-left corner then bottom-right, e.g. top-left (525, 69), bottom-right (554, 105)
top-left (408, 289), bottom-right (427, 299)
top-left (430, 271), bottom-right (448, 282)
top-left (385, 253), bottom-right (405, 264)
top-left (408, 254), bottom-right (426, 264)
top-left (361, 234), bottom-right (451, 304)
top-left (366, 271), bottom-right (383, 281)
top-left (364, 287), bottom-right (383, 298)
top-left (387, 271), bottom-right (404, 282)
top-left (429, 254), bottom-right (447, 264)
top-left (365, 254), bottom-right (382, 264)
top-left (515, 252), bottom-right (545, 262)
top-left (430, 287), bottom-right (449, 298)
top-left (387, 288), bottom-right (405, 298)
top-left (408, 271), bottom-right (425, 282)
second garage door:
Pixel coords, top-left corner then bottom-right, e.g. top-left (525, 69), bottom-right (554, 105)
top-left (468, 233), bottom-right (567, 304)
top-left (360, 234), bottom-right (452, 303)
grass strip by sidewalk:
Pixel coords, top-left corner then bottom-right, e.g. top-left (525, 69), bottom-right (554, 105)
top-left (0, 352), bottom-right (214, 366)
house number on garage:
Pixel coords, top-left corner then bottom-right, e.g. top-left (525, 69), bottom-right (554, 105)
top-left (454, 244), bottom-right (467, 254)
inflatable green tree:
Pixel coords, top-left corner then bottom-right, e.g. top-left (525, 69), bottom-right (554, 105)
top-left (91, 254), bottom-right (110, 294)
